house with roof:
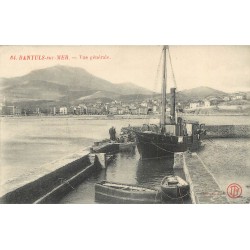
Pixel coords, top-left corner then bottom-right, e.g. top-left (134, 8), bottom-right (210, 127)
top-left (130, 106), bottom-right (138, 115)
top-left (60, 106), bottom-right (68, 115)
top-left (189, 101), bottom-right (202, 109)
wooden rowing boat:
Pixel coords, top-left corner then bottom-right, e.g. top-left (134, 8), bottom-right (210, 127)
top-left (95, 180), bottom-right (161, 204)
top-left (160, 175), bottom-right (189, 200)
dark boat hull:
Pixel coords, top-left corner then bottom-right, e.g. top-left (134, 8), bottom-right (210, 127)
top-left (135, 132), bottom-right (187, 159)
top-left (95, 181), bottom-right (161, 204)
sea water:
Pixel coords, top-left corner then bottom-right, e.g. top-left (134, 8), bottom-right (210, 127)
top-left (0, 115), bottom-right (249, 203)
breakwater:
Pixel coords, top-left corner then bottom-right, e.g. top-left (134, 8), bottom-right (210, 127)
top-left (0, 151), bottom-right (93, 204)
top-left (0, 143), bottom-right (118, 204)
top-left (205, 125), bottom-right (250, 138)
top-left (123, 124), bottom-right (250, 138)
top-left (0, 143), bottom-right (119, 204)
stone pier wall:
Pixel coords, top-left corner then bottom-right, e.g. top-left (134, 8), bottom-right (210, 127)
top-left (0, 142), bottom-right (118, 204)
top-left (182, 152), bottom-right (229, 204)
top-left (205, 125), bottom-right (250, 138)
top-left (0, 153), bottom-right (93, 204)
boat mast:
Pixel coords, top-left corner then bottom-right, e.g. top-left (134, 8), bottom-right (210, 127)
top-left (160, 45), bottom-right (167, 131)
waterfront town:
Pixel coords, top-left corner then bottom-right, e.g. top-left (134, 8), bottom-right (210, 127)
top-left (0, 91), bottom-right (249, 116)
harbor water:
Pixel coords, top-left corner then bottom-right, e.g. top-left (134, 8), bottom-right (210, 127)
top-left (0, 115), bottom-right (250, 202)
top-left (59, 150), bottom-right (189, 204)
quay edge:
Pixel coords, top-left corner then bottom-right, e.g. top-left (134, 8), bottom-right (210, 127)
top-left (178, 152), bottom-right (229, 204)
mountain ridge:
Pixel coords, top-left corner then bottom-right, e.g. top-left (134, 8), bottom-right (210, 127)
top-left (0, 65), bottom-right (232, 106)
top-left (0, 65), bottom-right (154, 103)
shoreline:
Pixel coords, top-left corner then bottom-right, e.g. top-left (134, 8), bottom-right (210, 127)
top-left (1, 113), bottom-right (250, 120)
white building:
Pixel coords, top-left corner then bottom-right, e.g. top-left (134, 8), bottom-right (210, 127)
top-left (236, 94), bottom-right (244, 100)
top-left (204, 100), bottom-right (210, 107)
top-left (231, 93), bottom-right (246, 100)
top-left (60, 106), bottom-right (68, 115)
top-left (190, 102), bottom-right (200, 109)
top-left (140, 101), bottom-right (148, 107)
top-left (153, 105), bottom-right (157, 112)
top-left (223, 96), bottom-right (230, 102)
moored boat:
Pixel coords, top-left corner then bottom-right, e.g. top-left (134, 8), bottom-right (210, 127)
top-left (160, 175), bottom-right (189, 200)
top-left (95, 180), bottom-right (161, 204)
top-left (118, 141), bottom-right (136, 152)
top-left (134, 46), bottom-right (206, 160)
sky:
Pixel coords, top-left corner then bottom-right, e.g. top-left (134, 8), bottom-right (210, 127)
top-left (0, 45), bottom-right (249, 93)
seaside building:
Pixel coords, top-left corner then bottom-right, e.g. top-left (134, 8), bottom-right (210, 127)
top-left (59, 106), bottom-right (68, 115)
top-left (36, 107), bottom-right (40, 115)
top-left (109, 106), bottom-right (118, 115)
top-left (130, 106), bottom-right (138, 115)
top-left (79, 104), bottom-right (87, 114)
top-left (1, 105), bottom-right (21, 116)
top-left (189, 102), bottom-right (201, 109)
top-left (49, 107), bottom-right (58, 115)
top-left (223, 96), bottom-right (231, 102)
top-left (204, 100), bottom-right (211, 107)
top-left (138, 106), bottom-right (148, 115)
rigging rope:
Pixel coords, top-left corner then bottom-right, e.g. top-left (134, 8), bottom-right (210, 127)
top-left (132, 130), bottom-right (177, 153)
top-left (167, 46), bottom-right (177, 91)
top-left (151, 141), bottom-right (175, 153)
top-left (59, 178), bottom-right (75, 190)
top-left (153, 49), bottom-right (164, 92)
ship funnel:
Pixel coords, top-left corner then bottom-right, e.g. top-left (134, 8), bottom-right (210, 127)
top-left (170, 88), bottom-right (176, 124)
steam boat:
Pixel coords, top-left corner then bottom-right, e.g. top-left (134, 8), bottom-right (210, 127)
top-left (135, 46), bottom-right (205, 159)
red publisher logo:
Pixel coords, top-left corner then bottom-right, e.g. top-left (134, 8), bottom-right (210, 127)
top-left (227, 183), bottom-right (242, 198)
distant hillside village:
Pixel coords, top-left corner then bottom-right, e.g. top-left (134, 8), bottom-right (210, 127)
top-left (1, 91), bottom-right (250, 116)
top-left (187, 92), bottom-right (250, 113)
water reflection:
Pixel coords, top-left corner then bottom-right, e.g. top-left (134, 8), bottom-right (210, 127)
top-left (105, 150), bottom-right (139, 185)
top-left (136, 157), bottom-right (174, 188)
top-left (60, 150), bottom-right (183, 204)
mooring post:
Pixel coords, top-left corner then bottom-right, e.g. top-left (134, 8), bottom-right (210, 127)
top-left (89, 153), bottom-right (107, 169)
top-left (173, 152), bottom-right (184, 169)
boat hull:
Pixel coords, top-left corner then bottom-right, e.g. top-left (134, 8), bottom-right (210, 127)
top-left (118, 142), bottom-right (136, 152)
top-left (95, 181), bottom-right (161, 204)
top-left (135, 132), bottom-right (187, 159)
top-left (160, 175), bottom-right (190, 200)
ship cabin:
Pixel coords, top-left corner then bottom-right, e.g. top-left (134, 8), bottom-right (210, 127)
top-left (182, 120), bottom-right (206, 151)
top-left (140, 117), bottom-right (205, 152)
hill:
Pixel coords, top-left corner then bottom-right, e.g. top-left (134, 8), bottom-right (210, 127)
top-left (0, 66), bottom-right (232, 107)
top-left (0, 65), bottom-right (154, 104)
top-left (176, 86), bottom-right (226, 103)
top-left (180, 86), bottom-right (226, 98)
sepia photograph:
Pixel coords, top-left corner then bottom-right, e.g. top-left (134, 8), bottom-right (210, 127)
top-left (0, 45), bottom-right (249, 204)
top-left (1, 1), bottom-right (250, 250)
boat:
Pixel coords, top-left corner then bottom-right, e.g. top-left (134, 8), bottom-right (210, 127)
top-left (117, 128), bottom-right (137, 152)
top-left (118, 141), bottom-right (136, 152)
top-left (134, 46), bottom-right (206, 159)
top-left (160, 175), bottom-right (189, 200)
top-left (95, 180), bottom-right (161, 204)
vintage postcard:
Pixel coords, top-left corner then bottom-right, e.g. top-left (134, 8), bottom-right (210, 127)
top-left (0, 45), bottom-right (249, 204)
